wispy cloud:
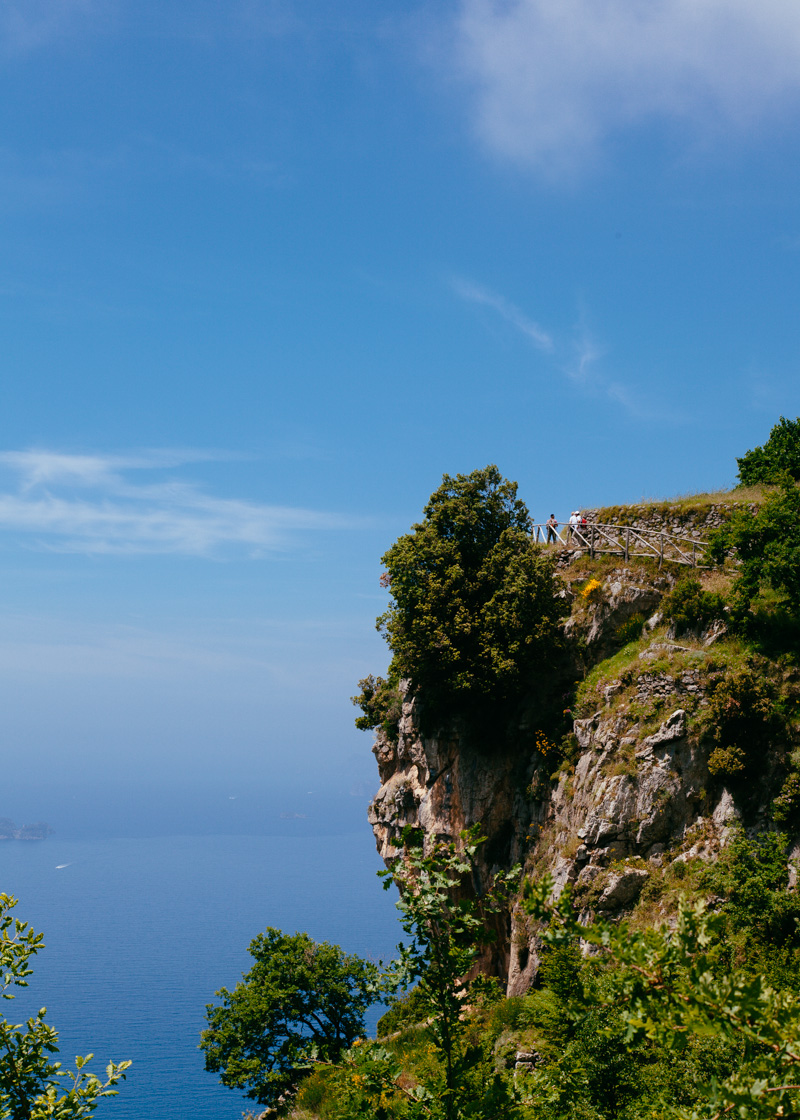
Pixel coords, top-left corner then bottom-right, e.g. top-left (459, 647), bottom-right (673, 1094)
top-left (450, 0), bottom-right (800, 176)
top-left (452, 277), bottom-right (672, 419)
top-left (0, 450), bottom-right (351, 557)
top-left (566, 323), bottom-right (604, 386)
top-left (451, 277), bottom-right (554, 351)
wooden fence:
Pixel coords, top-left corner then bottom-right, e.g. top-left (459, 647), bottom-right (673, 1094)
top-left (532, 522), bottom-right (713, 568)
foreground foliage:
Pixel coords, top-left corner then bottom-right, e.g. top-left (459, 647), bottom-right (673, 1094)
top-left (294, 828), bottom-right (523, 1120)
top-left (525, 853), bottom-right (800, 1120)
top-left (379, 827), bottom-right (519, 1120)
top-left (0, 895), bottom-right (129, 1120)
top-left (286, 832), bottom-right (800, 1120)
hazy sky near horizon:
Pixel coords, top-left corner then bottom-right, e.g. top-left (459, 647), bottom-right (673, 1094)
top-left (2, 0), bottom-right (800, 832)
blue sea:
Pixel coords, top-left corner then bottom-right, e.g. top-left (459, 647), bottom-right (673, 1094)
top-left (1, 828), bottom-right (402, 1119)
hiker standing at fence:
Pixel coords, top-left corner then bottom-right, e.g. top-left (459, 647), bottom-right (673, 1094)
top-left (568, 511), bottom-right (580, 539)
top-left (546, 514), bottom-right (559, 544)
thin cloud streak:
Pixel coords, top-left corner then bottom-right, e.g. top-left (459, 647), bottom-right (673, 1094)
top-left (452, 0), bottom-right (800, 176)
top-left (0, 450), bottom-right (351, 556)
top-left (451, 276), bottom-right (554, 351)
top-left (452, 277), bottom-right (675, 420)
top-left (566, 327), bottom-right (604, 386)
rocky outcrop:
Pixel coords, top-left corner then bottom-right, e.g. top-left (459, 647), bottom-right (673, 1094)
top-left (565, 569), bottom-right (665, 661)
top-left (502, 697), bottom-right (731, 993)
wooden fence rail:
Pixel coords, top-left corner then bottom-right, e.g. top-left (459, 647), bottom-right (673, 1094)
top-left (531, 522), bottom-right (713, 568)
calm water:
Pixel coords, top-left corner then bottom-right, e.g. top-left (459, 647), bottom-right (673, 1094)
top-left (1, 830), bottom-right (402, 1119)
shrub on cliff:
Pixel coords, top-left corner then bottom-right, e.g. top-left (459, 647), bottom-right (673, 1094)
top-left (366, 465), bottom-right (569, 732)
top-left (660, 577), bottom-right (725, 637)
top-left (703, 831), bottom-right (800, 950)
top-left (737, 415), bottom-right (800, 485)
top-left (351, 673), bottom-right (403, 742)
top-left (700, 664), bottom-right (785, 786)
top-left (709, 475), bottom-right (800, 624)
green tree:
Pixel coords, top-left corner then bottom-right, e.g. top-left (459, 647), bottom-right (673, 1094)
top-left (380, 827), bottom-right (520, 1120)
top-left (0, 894), bottom-right (129, 1120)
top-left (365, 465), bottom-right (568, 732)
top-left (709, 476), bottom-right (800, 620)
top-left (201, 928), bottom-right (379, 1112)
top-left (737, 416), bottom-right (800, 485)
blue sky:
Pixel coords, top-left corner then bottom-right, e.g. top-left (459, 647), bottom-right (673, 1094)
top-left (2, 0), bottom-right (800, 835)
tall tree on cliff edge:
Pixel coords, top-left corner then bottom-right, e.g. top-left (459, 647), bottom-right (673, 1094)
top-left (356, 465), bottom-right (569, 736)
top-left (736, 415), bottom-right (800, 485)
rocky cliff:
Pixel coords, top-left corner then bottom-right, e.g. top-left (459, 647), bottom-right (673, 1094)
top-left (368, 556), bottom-right (799, 995)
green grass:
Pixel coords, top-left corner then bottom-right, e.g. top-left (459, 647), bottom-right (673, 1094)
top-left (574, 636), bottom-right (652, 715)
top-left (574, 628), bottom-right (761, 721)
top-left (560, 553), bottom-right (666, 583)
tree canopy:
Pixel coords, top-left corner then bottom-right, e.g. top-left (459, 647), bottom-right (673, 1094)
top-left (737, 415), bottom-right (800, 485)
top-left (363, 465), bottom-right (568, 731)
top-left (200, 928), bottom-right (379, 1110)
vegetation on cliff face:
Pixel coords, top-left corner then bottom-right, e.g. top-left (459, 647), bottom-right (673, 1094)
top-left (710, 475), bottom-right (800, 630)
top-left (658, 577), bottom-right (725, 637)
top-left (353, 465), bottom-right (569, 736)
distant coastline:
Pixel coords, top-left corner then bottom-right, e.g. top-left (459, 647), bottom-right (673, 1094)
top-left (0, 818), bottom-right (53, 841)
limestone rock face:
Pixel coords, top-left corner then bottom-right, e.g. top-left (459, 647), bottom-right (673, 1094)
top-left (597, 867), bottom-right (649, 911)
top-left (500, 700), bottom-right (735, 994)
top-left (368, 679), bottom-right (735, 994)
top-left (368, 684), bottom-right (537, 977)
